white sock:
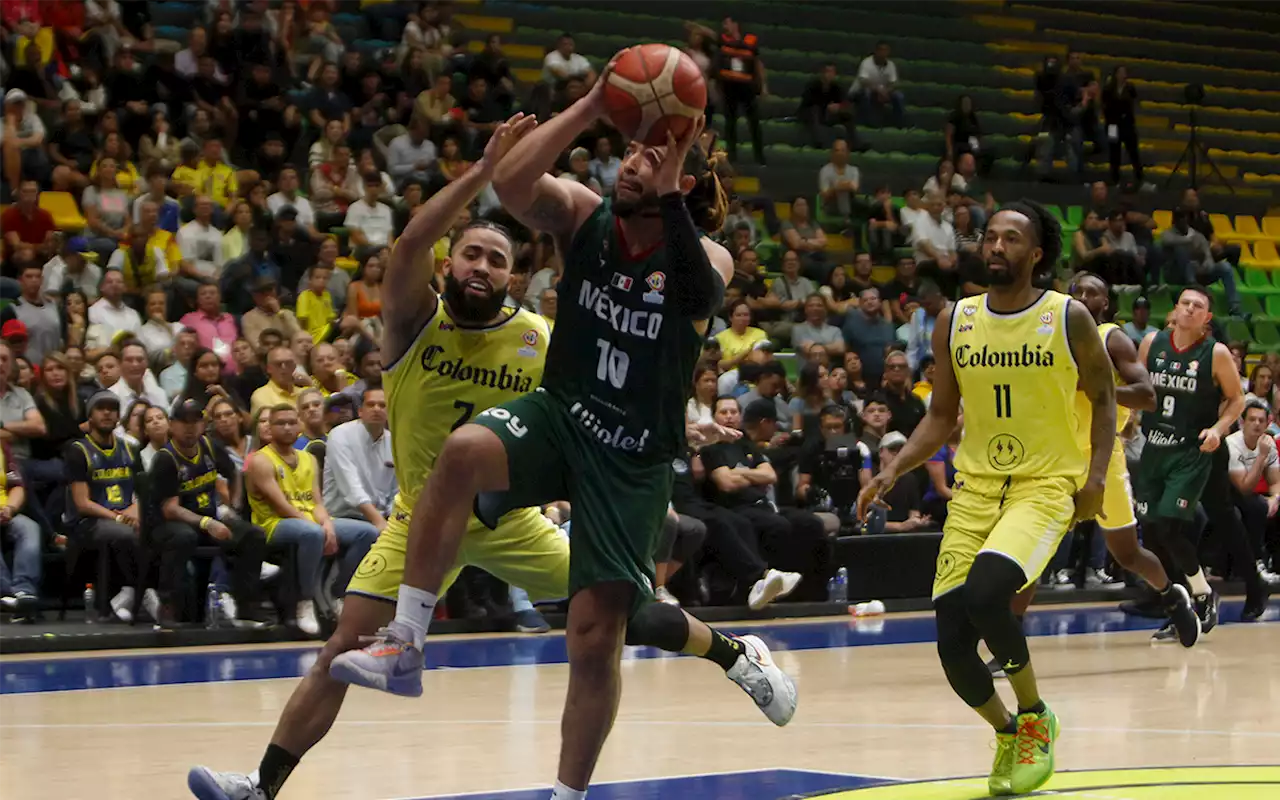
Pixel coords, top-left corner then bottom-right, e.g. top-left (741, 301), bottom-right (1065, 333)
top-left (1187, 569), bottom-right (1211, 597)
top-left (550, 781), bottom-right (586, 800)
top-left (393, 585), bottom-right (437, 649)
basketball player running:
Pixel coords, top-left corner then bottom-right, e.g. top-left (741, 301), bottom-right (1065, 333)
top-left (329, 74), bottom-right (797, 799)
top-left (187, 114), bottom-right (789, 800)
top-left (857, 202), bottom-right (1117, 796)
top-left (1136, 286), bottom-right (1249, 641)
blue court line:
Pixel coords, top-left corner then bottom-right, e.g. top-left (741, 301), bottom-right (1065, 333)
top-left (1, 600), bottom-right (1274, 695)
top-left (408, 769), bottom-right (886, 800)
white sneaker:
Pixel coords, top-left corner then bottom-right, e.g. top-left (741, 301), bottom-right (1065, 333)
top-left (725, 634), bottom-right (797, 726)
top-left (747, 569), bottom-right (802, 611)
top-left (260, 562), bottom-right (280, 582)
top-left (1049, 569), bottom-right (1075, 591)
top-left (219, 592), bottom-right (238, 623)
top-left (654, 586), bottom-right (680, 606)
top-left (295, 600), bottom-right (320, 636)
top-left (1257, 560), bottom-right (1279, 585)
top-left (110, 587), bottom-right (136, 623)
top-left (187, 766), bottom-right (266, 800)
top-left (332, 597), bottom-right (344, 620)
top-left (329, 621), bottom-right (425, 697)
top-left (142, 588), bottom-right (160, 622)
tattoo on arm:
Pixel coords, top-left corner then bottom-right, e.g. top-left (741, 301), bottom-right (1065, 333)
top-left (526, 191), bottom-right (573, 233)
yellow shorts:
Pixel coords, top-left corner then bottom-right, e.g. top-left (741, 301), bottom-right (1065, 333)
top-left (346, 505), bottom-right (569, 603)
top-left (932, 473), bottom-right (1078, 599)
top-left (1094, 438), bottom-right (1136, 532)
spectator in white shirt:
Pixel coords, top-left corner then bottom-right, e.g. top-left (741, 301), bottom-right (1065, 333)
top-left (177, 195), bottom-right (225, 280)
top-left (909, 191), bottom-right (957, 272)
top-left (817, 139), bottom-right (859, 223)
top-left (385, 115), bottom-right (438, 190)
top-left (344, 173), bottom-right (395, 258)
top-left (108, 340), bottom-right (169, 408)
top-left (42, 236), bottom-right (102, 302)
top-left (87, 270), bottom-right (142, 349)
top-left (588, 137), bottom-right (622, 194)
top-left (1226, 399), bottom-right (1280, 575)
top-left (322, 387), bottom-right (396, 532)
top-left (541, 33), bottom-right (595, 85)
top-left (850, 41), bottom-right (905, 128)
top-left (267, 166), bottom-right (319, 238)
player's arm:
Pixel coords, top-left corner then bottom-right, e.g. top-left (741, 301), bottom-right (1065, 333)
top-left (1106, 328), bottom-right (1156, 412)
top-left (383, 113), bottom-right (538, 363)
top-left (1209, 341), bottom-right (1246, 440)
top-left (1069, 299), bottom-right (1117, 488)
top-left (877, 306), bottom-right (960, 481)
top-left (1136, 330), bottom-right (1158, 366)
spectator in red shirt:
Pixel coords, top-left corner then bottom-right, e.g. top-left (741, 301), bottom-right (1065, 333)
top-left (1, 178), bottom-right (56, 263)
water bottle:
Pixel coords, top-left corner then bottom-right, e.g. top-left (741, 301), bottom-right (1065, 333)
top-left (83, 584), bottom-right (95, 624)
top-left (835, 567), bottom-right (849, 604)
top-left (205, 583), bottom-right (220, 629)
top-left (826, 576), bottom-right (838, 603)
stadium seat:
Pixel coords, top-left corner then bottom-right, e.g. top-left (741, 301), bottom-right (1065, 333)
top-left (1209, 214), bottom-right (1235, 240)
top-left (1263, 217), bottom-right (1280, 240)
top-left (1148, 291), bottom-right (1175, 322)
top-left (1242, 267), bottom-right (1276, 294)
top-left (39, 192), bottom-right (85, 230)
top-left (1238, 294), bottom-right (1264, 317)
top-left (1236, 241), bottom-right (1257, 267)
top-left (1234, 216), bottom-right (1267, 242)
top-left (1226, 319), bottom-right (1252, 346)
top-left (1264, 294), bottom-right (1280, 321)
top-left (1065, 206), bottom-right (1083, 227)
top-left (1253, 240), bottom-right (1280, 269)
top-left (1152, 209), bottom-right (1173, 231)
top-left (1253, 321), bottom-right (1280, 352)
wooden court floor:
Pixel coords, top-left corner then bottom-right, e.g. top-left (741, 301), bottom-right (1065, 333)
top-left (2, 603), bottom-right (1278, 799)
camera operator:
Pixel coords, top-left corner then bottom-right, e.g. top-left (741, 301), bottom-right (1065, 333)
top-left (795, 404), bottom-right (872, 534)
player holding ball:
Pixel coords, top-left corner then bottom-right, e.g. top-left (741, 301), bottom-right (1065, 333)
top-left (328, 43), bottom-right (797, 800)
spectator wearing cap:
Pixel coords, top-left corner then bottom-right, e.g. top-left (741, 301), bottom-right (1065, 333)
top-left (1, 263), bottom-right (58, 363)
top-left (247, 402), bottom-right (378, 635)
top-left (323, 387), bottom-right (395, 532)
top-left (131, 164), bottom-right (181, 234)
top-left (242, 278), bottom-right (301, 354)
top-left (559, 146), bottom-right (603, 195)
top-left (249, 346), bottom-right (305, 418)
top-left (179, 284), bottom-right (238, 365)
top-left (1123, 296), bottom-right (1159, 345)
top-left (2, 89), bottom-right (50, 189)
top-left (386, 115), bottom-right (438, 190)
top-left (267, 166), bottom-right (319, 238)
top-left (344, 173), bottom-right (395, 259)
top-left (323, 390), bottom-right (356, 431)
top-left (868, 431), bottom-right (932, 533)
top-left (65, 391), bottom-right (165, 624)
top-left (0, 340), bottom-right (46, 461)
top-left (1, 178), bottom-right (56, 264)
top-left (87, 272), bottom-right (142, 356)
top-left (41, 236), bottom-right (102, 303)
top-left (0, 434), bottom-right (41, 614)
top-left (159, 328), bottom-right (200, 399)
top-left (735, 360), bottom-right (792, 433)
top-left (149, 397), bottom-right (269, 628)
top-left (109, 340), bottom-right (168, 409)
top-left (177, 195), bottom-right (226, 283)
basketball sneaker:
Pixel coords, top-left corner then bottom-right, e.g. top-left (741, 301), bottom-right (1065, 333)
top-left (1164, 583), bottom-right (1201, 648)
top-left (1150, 621), bottom-right (1177, 644)
top-left (988, 730), bottom-right (1016, 795)
top-left (187, 766), bottom-right (266, 800)
top-left (747, 569), bottom-right (802, 611)
top-left (1194, 589), bottom-right (1219, 634)
top-left (725, 634), bottom-right (797, 726)
top-left (328, 621), bottom-right (425, 697)
top-left (1010, 705), bottom-right (1059, 794)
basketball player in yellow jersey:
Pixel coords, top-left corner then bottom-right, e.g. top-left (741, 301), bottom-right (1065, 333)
top-left (858, 201), bottom-right (1117, 797)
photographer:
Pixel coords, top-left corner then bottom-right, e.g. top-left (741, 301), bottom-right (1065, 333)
top-left (795, 405), bottom-right (872, 534)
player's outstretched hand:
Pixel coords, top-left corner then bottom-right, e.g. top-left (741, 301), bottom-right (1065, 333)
top-left (686, 419), bottom-right (741, 446)
top-left (1198, 427), bottom-right (1222, 453)
top-left (651, 115), bottom-right (707, 196)
top-left (585, 49), bottom-right (624, 117)
top-left (855, 471), bottom-right (896, 523)
top-left (480, 112), bottom-right (538, 170)
top-left (1072, 477), bottom-right (1106, 525)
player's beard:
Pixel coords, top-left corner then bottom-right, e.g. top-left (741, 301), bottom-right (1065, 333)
top-left (612, 186), bottom-right (662, 219)
top-left (984, 257), bottom-right (1021, 286)
top-left (444, 271), bottom-right (509, 323)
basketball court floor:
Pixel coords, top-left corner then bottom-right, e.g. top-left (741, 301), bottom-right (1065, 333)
top-left (3, 601), bottom-right (1279, 799)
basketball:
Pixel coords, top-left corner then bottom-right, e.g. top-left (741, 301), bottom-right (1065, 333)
top-left (602, 43), bottom-right (707, 146)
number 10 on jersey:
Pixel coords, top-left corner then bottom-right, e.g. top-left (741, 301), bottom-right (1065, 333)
top-left (596, 339), bottom-right (630, 389)
top-left (993, 383), bottom-right (1012, 418)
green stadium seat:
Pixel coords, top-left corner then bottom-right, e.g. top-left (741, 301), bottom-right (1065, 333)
top-left (1065, 206), bottom-right (1084, 227)
top-left (1265, 294), bottom-right (1280, 321)
top-left (1254, 321), bottom-right (1280, 352)
top-left (1241, 267), bottom-right (1276, 293)
top-left (1113, 291), bottom-right (1136, 320)
top-left (1237, 294), bottom-right (1264, 317)
top-left (1148, 292), bottom-right (1175, 322)
top-left (1226, 319), bottom-right (1253, 346)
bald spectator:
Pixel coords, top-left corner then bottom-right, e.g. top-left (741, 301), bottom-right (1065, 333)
top-left (818, 140), bottom-right (860, 224)
top-left (249, 346), bottom-right (305, 417)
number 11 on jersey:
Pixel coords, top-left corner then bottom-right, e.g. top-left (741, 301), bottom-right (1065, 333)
top-left (595, 339), bottom-right (630, 390)
top-left (994, 383), bottom-right (1012, 418)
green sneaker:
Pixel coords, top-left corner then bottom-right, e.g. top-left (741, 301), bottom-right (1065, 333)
top-left (988, 730), bottom-right (1016, 796)
top-left (1010, 706), bottom-right (1059, 794)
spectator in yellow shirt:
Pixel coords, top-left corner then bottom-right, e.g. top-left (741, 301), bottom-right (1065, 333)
top-left (170, 141), bottom-right (202, 198)
top-left (296, 264), bottom-right (336, 344)
top-left (196, 138), bottom-right (238, 208)
top-left (249, 346), bottom-right (306, 417)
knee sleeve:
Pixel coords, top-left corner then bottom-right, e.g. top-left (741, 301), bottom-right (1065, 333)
top-left (966, 553), bottom-right (1032, 675)
top-left (934, 589), bottom-right (994, 708)
top-left (625, 601), bottom-right (690, 652)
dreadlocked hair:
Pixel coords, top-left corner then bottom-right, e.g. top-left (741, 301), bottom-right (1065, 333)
top-left (1000, 198), bottom-right (1063, 273)
top-left (681, 143), bottom-right (729, 234)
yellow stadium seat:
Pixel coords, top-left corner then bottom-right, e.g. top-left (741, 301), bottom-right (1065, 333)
top-left (1252, 240), bottom-right (1280, 270)
top-left (1152, 209), bottom-right (1173, 231)
top-left (1209, 213), bottom-right (1235, 240)
top-left (1236, 241), bottom-right (1257, 266)
top-left (1234, 215), bottom-right (1267, 242)
top-left (38, 191), bottom-right (85, 230)
top-left (1263, 217), bottom-right (1280, 239)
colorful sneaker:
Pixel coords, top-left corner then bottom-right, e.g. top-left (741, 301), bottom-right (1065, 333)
top-left (988, 730), bottom-right (1016, 795)
top-left (186, 766), bottom-right (265, 800)
top-left (328, 622), bottom-right (425, 697)
top-left (1010, 706), bottom-right (1059, 794)
top-left (1164, 584), bottom-right (1201, 648)
top-left (725, 634), bottom-right (797, 726)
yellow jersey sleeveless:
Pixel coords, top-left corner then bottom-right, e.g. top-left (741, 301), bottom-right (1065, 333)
top-left (249, 446), bottom-right (318, 537)
top-left (950, 290), bottom-right (1086, 479)
top-left (1073, 322), bottom-right (1131, 450)
top-left (384, 300), bottom-right (551, 520)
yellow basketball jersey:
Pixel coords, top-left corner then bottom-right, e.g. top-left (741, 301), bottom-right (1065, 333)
top-left (950, 290), bottom-right (1086, 479)
top-left (1074, 322), bottom-right (1131, 450)
top-left (249, 446), bottom-right (319, 537)
top-left (384, 301), bottom-right (551, 519)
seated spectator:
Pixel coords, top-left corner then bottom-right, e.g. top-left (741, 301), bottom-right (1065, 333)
top-left (687, 362), bottom-right (719, 425)
top-left (132, 165), bottom-right (180, 233)
top-left (159, 328), bottom-right (199, 398)
top-left (818, 140), bottom-right (859, 226)
top-left (310, 144), bottom-right (361, 227)
top-left (66, 391), bottom-right (166, 624)
top-left (779, 197), bottom-right (829, 282)
top-left (293, 387), bottom-right (329, 457)
top-left (588, 137), bottom-right (621, 195)
top-left (322, 387), bottom-right (394, 532)
top-left (850, 41), bottom-right (905, 128)
top-left (136, 287), bottom-right (181, 360)
top-left (1100, 209), bottom-right (1144, 285)
top-left (788, 361), bottom-right (835, 433)
top-left (0, 437), bottom-right (41, 614)
top-left (297, 265), bottom-right (337, 345)
top-left (247, 403), bottom-right (378, 634)
top-left (242, 278), bottom-right (301, 353)
top-left (208, 395), bottom-right (251, 475)
top-left (42, 237), bottom-right (100, 305)
top-left (49, 98), bottom-right (96, 192)
top-left (870, 431), bottom-right (932, 533)
top-left (137, 109), bottom-right (182, 176)
top-left (308, 343), bottom-right (355, 399)
top-left (106, 234), bottom-right (170, 313)
top-left (219, 227), bottom-right (283, 316)
top-left (249, 346), bottom-right (305, 417)
top-left (945, 95), bottom-right (988, 167)
top-left (308, 118), bottom-right (347, 171)
top-left (858, 392), bottom-right (892, 452)
top-left (952, 207), bottom-right (987, 298)
top-left (231, 337), bottom-right (268, 404)
top-left (27, 351), bottom-right (84, 523)
top-left (841, 287), bottom-right (895, 387)
top-left (177, 195), bottom-right (226, 282)
top-left (1162, 208), bottom-right (1240, 316)
top-left (182, 347), bottom-right (244, 412)
top-left (714, 299), bottom-right (768, 372)
top-left (1072, 210), bottom-right (1109, 269)
top-left (820, 263), bottom-right (857, 320)
top-left (559, 146), bottom-right (603, 194)
top-left (169, 141), bottom-right (203, 200)
top-left (1121, 296), bottom-right (1158, 345)
top-left (267, 167), bottom-right (318, 238)
top-left (910, 192), bottom-right (959, 298)
top-left (795, 404), bottom-right (873, 531)
top-left (2, 262), bottom-right (61, 364)
top-left (459, 76), bottom-right (505, 159)
top-left (179, 284), bottom-right (237, 363)
top-left (109, 340), bottom-right (168, 407)
top-left (194, 138), bottom-right (239, 210)
top-left (2, 89), bottom-right (49, 189)
top-left (137, 404), bottom-right (169, 468)
top-left (93, 352), bottom-right (122, 393)
top-left (386, 115), bottom-right (437, 190)
top-left (3, 180), bottom-right (57, 268)
top-left (221, 201), bottom-right (255, 264)
top-left (542, 33), bottom-right (595, 86)
top-left (898, 188), bottom-right (926, 236)
top-left (799, 64), bottom-right (857, 149)
top-left (150, 397), bottom-right (268, 627)
top-left (736, 360), bottom-right (792, 433)
top-left (434, 136), bottom-right (473, 186)
top-left (791, 294), bottom-right (845, 361)
top-left (0, 339), bottom-right (44, 462)
top-left (864, 186), bottom-right (901, 263)
top-left (759, 250), bottom-right (815, 344)
top-left (342, 257), bottom-right (384, 339)
top-left (841, 351), bottom-right (872, 406)
top-left (902, 282), bottom-right (950, 373)
top-left (345, 173), bottom-right (395, 258)
top-left (880, 350), bottom-right (927, 435)
top-left (1227, 398), bottom-right (1280, 581)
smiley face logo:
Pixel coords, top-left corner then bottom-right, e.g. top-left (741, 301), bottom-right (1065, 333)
top-left (354, 553), bottom-right (387, 579)
top-left (936, 551), bottom-right (957, 582)
top-left (987, 434), bottom-right (1025, 471)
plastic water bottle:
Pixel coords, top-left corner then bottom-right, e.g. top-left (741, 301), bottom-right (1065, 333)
top-left (205, 583), bottom-right (220, 629)
top-left (826, 576), bottom-right (839, 603)
top-left (834, 568), bottom-right (848, 604)
top-left (83, 584), bottom-right (95, 623)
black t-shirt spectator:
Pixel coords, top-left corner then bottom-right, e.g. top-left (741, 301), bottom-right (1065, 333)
top-left (308, 86), bottom-right (353, 124)
top-left (151, 436), bottom-right (234, 516)
top-left (50, 124), bottom-right (97, 173)
top-left (700, 439), bottom-right (771, 508)
top-left (238, 76), bottom-right (286, 135)
top-left (471, 54), bottom-right (513, 90)
top-left (849, 275), bottom-right (876, 297)
top-left (878, 276), bottom-right (920, 310)
top-left (670, 451), bottom-right (701, 510)
top-left (192, 73), bottom-right (231, 107)
top-left (144, 62), bottom-right (192, 113)
top-left (868, 202), bottom-right (901, 230)
top-left (106, 67), bottom-right (147, 108)
top-left (948, 109), bottom-right (981, 147)
top-left (64, 436), bottom-right (143, 512)
top-left (30, 394), bottom-right (85, 461)
top-left (233, 29), bottom-right (274, 70)
top-left (884, 389), bottom-right (926, 435)
top-left (799, 77), bottom-right (841, 112)
top-left (8, 66), bottom-right (51, 103)
top-left (883, 471), bottom-right (922, 524)
top-left (1102, 82), bottom-right (1137, 126)
top-left (461, 90), bottom-right (505, 127)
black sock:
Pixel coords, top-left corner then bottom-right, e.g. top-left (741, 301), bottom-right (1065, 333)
top-left (258, 744), bottom-right (300, 800)
top-left (1017, 700), bottom-right (1046, 716)
top-left (706, 630), bottom-right (746, 671)
top-left (999, 719), bottom-right (1017, 735)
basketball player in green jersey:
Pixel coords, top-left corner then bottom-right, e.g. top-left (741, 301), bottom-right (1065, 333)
top-left (1136, 286), bottom-right (1252, 637)
top-left (330, 61), bottom-right (798, 800)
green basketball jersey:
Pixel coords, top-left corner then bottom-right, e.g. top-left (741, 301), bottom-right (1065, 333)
top-left (541, 201), bottom-right (704, 462)
top-left (1142, 329), bottom-right (1220, 451)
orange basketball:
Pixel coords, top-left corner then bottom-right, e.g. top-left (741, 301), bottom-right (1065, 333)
top-left (603, 43), bottom-right (707, 146)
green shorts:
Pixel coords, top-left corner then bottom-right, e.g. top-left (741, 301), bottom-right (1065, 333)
top-left (1134, 445), bottom-right (1212, 522)
top-left (471, 389), bottom-right (672, 611)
